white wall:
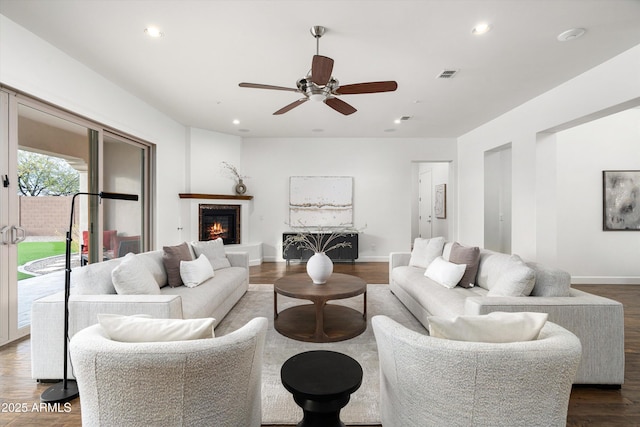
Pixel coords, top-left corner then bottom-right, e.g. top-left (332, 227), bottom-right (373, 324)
top-left (242, 137), bottom-right (456, 262)
top-left (0, 15), bottom-right (187, 248)
top-left (555, 109), bottom-right (640, 283)
top-left (458, 43), bottom-right (640, 283)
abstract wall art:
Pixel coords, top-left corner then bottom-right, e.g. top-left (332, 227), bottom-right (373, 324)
top-left (434, 183), bottom-right (446, 219)
top-left (289, 176), bottom-right (353, 227)
top-left (603, 170), bottom-right (640, 231)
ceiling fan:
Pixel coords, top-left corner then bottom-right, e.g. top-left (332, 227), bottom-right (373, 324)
top-left (239, 26), bottom-right (398, 116)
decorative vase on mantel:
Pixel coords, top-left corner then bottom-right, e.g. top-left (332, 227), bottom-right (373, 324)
top-left (306, 252), bottom-right (333, 284)
top-left (235, 179), bottom-right (247, 195)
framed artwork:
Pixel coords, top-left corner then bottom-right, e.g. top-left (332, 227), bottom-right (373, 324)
top-left (434, 184), bottom-right (446, 219)
top-left (289, 176), bottom-right (353, 227)
top-left (603, 170), bottom-right (640, 231)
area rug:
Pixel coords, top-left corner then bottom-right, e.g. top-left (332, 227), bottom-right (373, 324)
top-left (214, 283), bottom-right (426, 425)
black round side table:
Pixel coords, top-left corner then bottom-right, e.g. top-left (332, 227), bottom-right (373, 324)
top-left (281, 350), bottom-right (363, 427)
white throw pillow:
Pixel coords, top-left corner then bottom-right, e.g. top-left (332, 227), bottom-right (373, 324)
top-left (409, 236), bottom-right (445, 269)
top-left (97, 314), bottom-right (216, 342)
top-left (428, 311), bottom-right (548, 343)
top-left (487, 255), bottom-right (536, 297)
top-left (180, 254), bottom-right (214, 288)
top-left (424, 256), bottom-right (467, 289)
top-left (111, 253), bottom-right (161, 295)
top-left (190, 238), bottom-right (232, 270)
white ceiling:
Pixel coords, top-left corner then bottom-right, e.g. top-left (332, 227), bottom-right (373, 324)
top-left (2, 0), bottom-right (640, 138)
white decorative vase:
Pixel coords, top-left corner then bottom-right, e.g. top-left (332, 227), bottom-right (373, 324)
top-left (306, 252), bottom-right (333, 284)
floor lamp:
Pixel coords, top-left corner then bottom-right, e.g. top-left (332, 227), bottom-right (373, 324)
top-left (41, 191), bottom-right (138, 404)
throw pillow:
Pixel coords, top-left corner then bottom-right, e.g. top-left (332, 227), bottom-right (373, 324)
top-left (180, 254), bottom-right (214, 288)
top-left (111, 253), bottom-right (161, 295)
top-left (487, 255), bottom-right (536, 297)
top-left (162, 242), bottom-right (193, 287)
top-left (448, 242), bottom-right (480, 288)
top-left (409, 236), bottom-right (445, 269)
top-left (191, 238), bottom-right (232, 270)
top-left (98, 314), bottom-right (215, 342)
top-left (424, 256), bottom-right (467, 289)
top-left (428, 311), bottom-right (548, 343)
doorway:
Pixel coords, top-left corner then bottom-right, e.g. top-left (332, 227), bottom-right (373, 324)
top-left (484, 144), bottom-right (512, 253)
top-left (412, 162), bottom-right (451, 244)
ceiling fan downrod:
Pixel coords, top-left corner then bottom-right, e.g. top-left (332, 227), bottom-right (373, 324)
top-left (310, 25), bottom-right (325, 55)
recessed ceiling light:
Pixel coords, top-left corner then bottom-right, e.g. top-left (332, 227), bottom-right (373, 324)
top-left (472, 23), bottom-right (492, 35)
top-left (144, 27), bottom-right (163, 38)
top-left (233, 119), bottom-right (240, 125)
top-left (557, 28), bottom-right (586, 42)
top-left (394, 119), bottom-right (401, 124)
top-left (384, 128), bottom-right (396, 133)
top-left (312, 128), bottom-right (324, 132)
top-left (238, 129), bottom-right (250, 133)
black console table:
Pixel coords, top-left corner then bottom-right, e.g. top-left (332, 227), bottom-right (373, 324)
top-left (283, 232), bottom-right (359, 264)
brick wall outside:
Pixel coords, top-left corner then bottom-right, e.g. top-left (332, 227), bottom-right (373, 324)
top-left (19, 196), bottom-right (76, 238)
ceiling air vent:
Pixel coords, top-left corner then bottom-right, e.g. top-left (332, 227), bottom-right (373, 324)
top-left (400, 116), bottom-right (411, 121)
top-left (437, 69), bottom-right (459, 79)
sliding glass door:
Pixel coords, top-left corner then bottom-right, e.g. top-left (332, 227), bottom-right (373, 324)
top-left (0, 88), bottom-right (152, 346)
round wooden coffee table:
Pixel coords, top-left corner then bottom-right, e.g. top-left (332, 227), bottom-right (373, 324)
top-left (274, 273), bottom-right (367, 342)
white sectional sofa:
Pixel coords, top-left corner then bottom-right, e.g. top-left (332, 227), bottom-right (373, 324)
top-left (31, 242), bottom-right (249, 381)
top-left (389, 240), bottom-right (625, 386)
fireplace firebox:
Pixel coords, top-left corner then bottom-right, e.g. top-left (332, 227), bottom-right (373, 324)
top-left (198, 204), bottom-right (240, 244)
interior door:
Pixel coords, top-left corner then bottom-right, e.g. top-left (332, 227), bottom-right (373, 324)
top-left (418, 170), bottom-right (433, 239)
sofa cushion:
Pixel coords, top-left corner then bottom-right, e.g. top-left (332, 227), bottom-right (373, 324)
top-left (428, 311), bottom-right (548, 343)
top-left (526, 262), bottom-right (571, 297)
top-left (424, 256), bottom-right (466, 289)
top-left (392, 266), bottom-right (486, 318)
top-left (487, 255), bottom-right (536, 297)
top-left (191, 238), bottom-right (231, 270)
top-left (161, 266), bottom-right (247, 319)
top-left (97, 313), bottom-right (215, 342)
top-left (70, 257), bottom-right (122, 295)
top-left (111, 253), bottom-right (161, 295)
top-left (409, 236), bottom-right (445, 269)
top-left (180, 254), bottom-right (214, 288)
top-left (448, 242), bottom-right (480, 288)
top-left (135, 251), bottom-right (168, 288)
top-left (162, 242), bottom-right (193, 287)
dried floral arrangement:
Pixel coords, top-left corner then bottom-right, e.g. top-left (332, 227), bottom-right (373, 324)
top-left (221, 161), bottom-right (248, 182)
top-left (283, 223), bottom-right (364, 255)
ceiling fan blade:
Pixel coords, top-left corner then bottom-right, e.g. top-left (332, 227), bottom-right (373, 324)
top-left (273, 98), bottom-right (308, 115)
top-left (325, 97), bottom-right (357, 115)
top-left (335, 81), bottom-right (398, 95)
top-left (239, 82), bottom-right (299, 93)
top-left (311, 55), bottom-right (334, 86)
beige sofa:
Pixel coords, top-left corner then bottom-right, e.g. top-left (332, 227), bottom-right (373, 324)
top-left (31, 246), bottom-right (249, 381)
top-left (389, 242), bottom-right (625, 386)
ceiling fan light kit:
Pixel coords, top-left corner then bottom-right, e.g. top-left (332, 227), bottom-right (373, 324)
top-left (239, 25), bottom-right (398, 116)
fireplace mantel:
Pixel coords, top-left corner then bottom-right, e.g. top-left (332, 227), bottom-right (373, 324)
top-left (179, 193), bottom-right (253, 200)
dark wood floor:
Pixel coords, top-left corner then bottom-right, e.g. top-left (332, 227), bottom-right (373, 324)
top-left (1, 261), bottom-right (638, 426)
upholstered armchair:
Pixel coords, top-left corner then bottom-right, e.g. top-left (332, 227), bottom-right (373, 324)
top-left (70, 317), bottom-right (268, 427)
top-left (371, 315), bottom-right (581, 427)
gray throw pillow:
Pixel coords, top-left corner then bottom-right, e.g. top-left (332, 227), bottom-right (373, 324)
top-left (448, 242), bottom-right (480, 288)
top-left (162, 242), bottom-right (193, 287)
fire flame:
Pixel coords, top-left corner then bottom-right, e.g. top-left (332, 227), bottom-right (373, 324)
top-left (208, 222), bottom-right (226, 239)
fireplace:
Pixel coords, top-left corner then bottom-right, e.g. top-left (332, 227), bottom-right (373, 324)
top-left (198, 204), bottom-right (240, 244)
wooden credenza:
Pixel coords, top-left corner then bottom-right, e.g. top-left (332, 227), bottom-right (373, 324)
top-left (282, 233), bottom-right (359, 264)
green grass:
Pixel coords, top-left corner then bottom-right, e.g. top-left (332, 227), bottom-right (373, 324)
top-left (17, 241), bottom-right (74, 280)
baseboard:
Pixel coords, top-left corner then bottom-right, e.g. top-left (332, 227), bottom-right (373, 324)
top-left (572, 276), bottom-right (640, 285)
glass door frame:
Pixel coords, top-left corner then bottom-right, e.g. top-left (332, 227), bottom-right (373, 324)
top-left (0, 87), bottom-right (154, 346)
